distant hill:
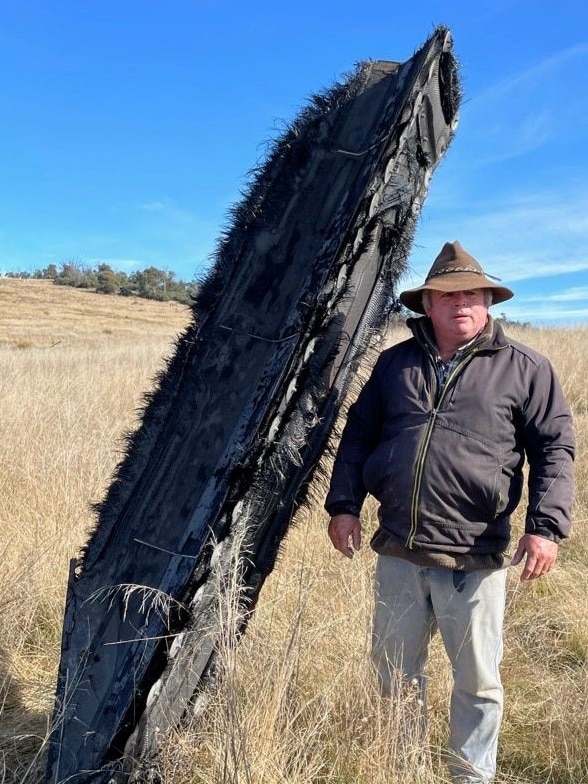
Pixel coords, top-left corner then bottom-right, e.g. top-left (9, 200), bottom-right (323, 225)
top-left (0, 278), bottom-right (191, 350)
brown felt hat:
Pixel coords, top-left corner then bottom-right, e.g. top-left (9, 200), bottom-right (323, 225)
top-left (399, 241), bottom-right (514, 315)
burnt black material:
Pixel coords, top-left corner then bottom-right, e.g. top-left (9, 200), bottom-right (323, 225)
top-left (47, 27), bottom-right (460, 783)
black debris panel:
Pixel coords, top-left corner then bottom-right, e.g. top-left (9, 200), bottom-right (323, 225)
top-left (47, 26), bottom-right (460, 784)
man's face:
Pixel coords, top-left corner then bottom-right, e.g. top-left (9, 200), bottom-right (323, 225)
top-left (424, 289), bottom-right (489, 348)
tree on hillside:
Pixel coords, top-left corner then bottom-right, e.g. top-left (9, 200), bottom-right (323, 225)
top-left (37, 263), bottom-right (58, 279)
top-left (54, 259), bottom-right (97, 289)
top-left (96, 264), bottom-right (128, 295)
top-left (130, 266), bottom-right (171, 300)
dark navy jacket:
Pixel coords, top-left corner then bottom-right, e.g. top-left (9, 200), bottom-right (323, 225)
top-left (325, 317), bottom-right (575, 556)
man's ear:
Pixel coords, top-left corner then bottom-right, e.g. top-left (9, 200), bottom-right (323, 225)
top-left (421, 290), bottom-right (431, 315)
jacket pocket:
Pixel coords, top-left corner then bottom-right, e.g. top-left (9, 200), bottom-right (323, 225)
top-left (362, 424), bottom-right (423, 503)
top-left (419, 421), bottom-right (506, 524)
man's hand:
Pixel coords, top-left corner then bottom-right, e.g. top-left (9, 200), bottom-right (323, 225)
top-left (512, 533), bottom-right (558, 581)
top-left (328, 514), bottom-right (362, 559)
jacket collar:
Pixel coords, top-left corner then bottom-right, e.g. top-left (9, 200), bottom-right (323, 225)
top-left (407, 315), bottom-right (509, 354)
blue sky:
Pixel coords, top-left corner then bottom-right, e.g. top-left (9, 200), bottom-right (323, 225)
top-left (1, 1), bottom-right (587, 324)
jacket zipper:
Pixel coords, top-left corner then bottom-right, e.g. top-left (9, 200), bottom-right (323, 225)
top-left (405, 350), bottom-right (477, 549)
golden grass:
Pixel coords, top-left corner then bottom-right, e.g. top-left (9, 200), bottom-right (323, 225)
top-left (0, 284), bottom-right (586, 783)
top-left (0, 278), bottom-right (189, 349)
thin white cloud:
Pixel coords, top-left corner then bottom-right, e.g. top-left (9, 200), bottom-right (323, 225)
top-left (87, 257), bottom-right (148, 271)
top-left (408, 183), bottom-right (588, 290)
top-left (140, 201), bottom-right (167, 212)
top-left (135, 198), bottom-right (216, 235)
top-left (483, 248), bottom-right (588, 285)
top-left (498, 302), bottom-right (588, 325)
top-left (478, 43), bottom-right (588, 101)
top-left (522, 287), bottom-right (588, 304)
top-left (458, 43), bottom-right (588, 165)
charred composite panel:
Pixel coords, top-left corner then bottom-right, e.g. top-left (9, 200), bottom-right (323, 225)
top-left (47, 27), bottom-right (460, 783)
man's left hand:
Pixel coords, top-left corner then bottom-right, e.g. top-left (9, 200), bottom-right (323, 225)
top-left (512, 533), bottom-right (558, 581)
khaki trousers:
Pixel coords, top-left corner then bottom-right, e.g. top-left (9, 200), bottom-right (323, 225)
top-left (372, 556), bottom-right (507, 783)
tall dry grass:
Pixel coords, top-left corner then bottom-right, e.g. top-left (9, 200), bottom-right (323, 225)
top-left (0, 283), bottom-right (586, 783)
top-left (0, 280), bottom-right (190, 781)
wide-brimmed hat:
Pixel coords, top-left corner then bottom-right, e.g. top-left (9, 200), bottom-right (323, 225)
top-left (399, 241), bottom-right (514, 315)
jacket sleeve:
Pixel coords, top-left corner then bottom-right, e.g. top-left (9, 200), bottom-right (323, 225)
top-left (324, 357), bottom-right (386, 518)
top-left (521, 358), bottom-right (575, 542)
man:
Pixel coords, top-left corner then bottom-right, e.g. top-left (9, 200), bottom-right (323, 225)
top-left (325, 241), bottom-right (575, 783)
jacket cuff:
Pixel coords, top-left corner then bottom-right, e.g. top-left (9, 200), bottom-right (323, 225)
top-left (525, 520), bottom-right (562, 544)
top-left (325, 502), bottom-right (361, 518)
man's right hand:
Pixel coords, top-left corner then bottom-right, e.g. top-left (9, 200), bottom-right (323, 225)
top-left (328, 514), bottom-right (362, 559)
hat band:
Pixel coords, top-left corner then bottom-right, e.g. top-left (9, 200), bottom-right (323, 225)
top-left (426, 266), bottom-right (502, 282)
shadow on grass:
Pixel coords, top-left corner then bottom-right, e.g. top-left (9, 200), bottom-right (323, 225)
top-left (0, 643), bottom-right (49, 783)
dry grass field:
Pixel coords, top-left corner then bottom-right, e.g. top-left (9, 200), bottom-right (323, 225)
top-left (0, 278), bottom-right (586, 783)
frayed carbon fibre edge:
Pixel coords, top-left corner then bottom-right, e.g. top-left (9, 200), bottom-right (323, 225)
top-left (121, 30), bottom-right (460, 771)
top-left (47, 25), bottom-right (460, 784)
